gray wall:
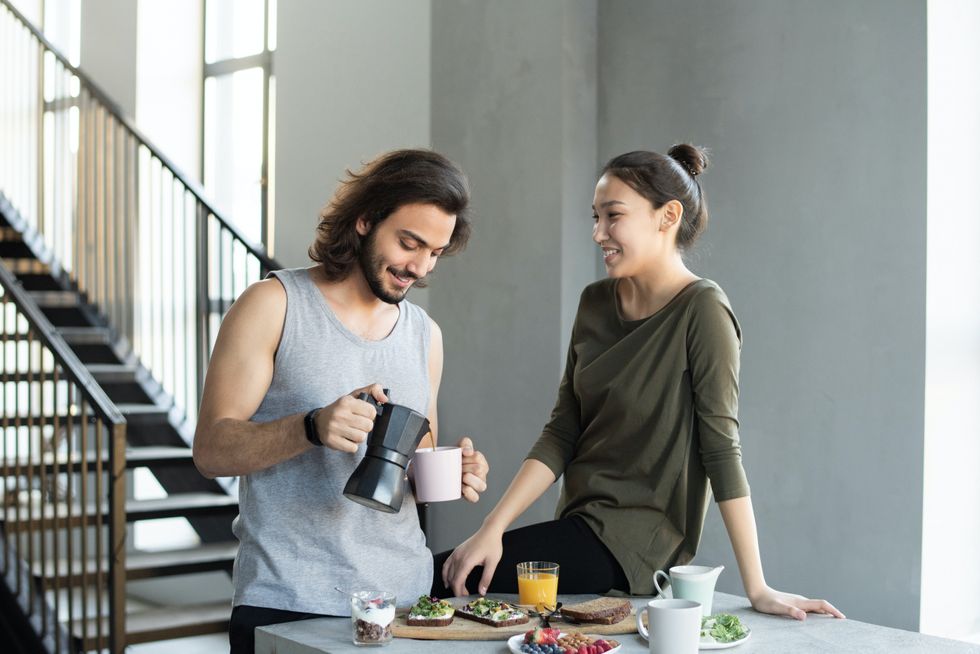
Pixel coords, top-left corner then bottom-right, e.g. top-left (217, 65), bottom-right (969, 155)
top-left (79, 0), bottom-right (137, 116)
top-left (598, 0), bottom-right (926, 630)
top-left (425, 0), bottom-right (599, 552)
top-left (274, 0), bottom-right (432, 278)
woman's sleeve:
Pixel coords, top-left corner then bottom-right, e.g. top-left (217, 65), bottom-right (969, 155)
top-left (525, 312), bottom-right (583, 479)
top-left (687, 288), bottom-right (751, 501)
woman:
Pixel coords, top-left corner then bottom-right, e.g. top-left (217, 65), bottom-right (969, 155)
top-left (433, 145), bottom-right (843, 620)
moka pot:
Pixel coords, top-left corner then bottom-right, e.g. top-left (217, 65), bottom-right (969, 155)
top-left (342, 391), bottom-right (431, 513)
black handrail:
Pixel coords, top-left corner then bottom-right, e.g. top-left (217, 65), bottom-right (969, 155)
top-left (0, 0), bottom-right (276, 273)
top-left (0, 261), bottom-right (123, 426)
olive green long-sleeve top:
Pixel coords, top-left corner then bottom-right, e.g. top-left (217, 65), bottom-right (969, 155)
top-left (526, 278), bottom-right (750, 595)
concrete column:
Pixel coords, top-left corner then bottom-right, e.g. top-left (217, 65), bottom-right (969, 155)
top-left (426, 0), bottom-right (599, 553)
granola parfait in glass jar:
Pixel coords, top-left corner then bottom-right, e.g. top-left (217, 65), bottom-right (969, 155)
top-left (350, 591), bottom-right (396, 646)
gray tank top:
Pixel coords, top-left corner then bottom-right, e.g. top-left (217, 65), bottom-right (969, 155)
top-left (231, 267), bottom-right (433, 615)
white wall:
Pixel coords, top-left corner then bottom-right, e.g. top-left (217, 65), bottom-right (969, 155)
top-left (598, 0), bottom-right (927, 631)
top-left (273, 0), bottom-right (431, 280)
top-left (921, 0), bottom-right (980, 641)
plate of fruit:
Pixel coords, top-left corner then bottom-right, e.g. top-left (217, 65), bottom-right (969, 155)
top-left (509, 627), bottom-right (621, 654)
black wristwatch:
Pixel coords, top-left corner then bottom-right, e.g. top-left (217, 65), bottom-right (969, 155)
top-left (304, 408), bottom-right (323, 447)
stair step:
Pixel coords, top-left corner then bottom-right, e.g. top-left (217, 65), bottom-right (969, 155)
top-left (14, 271), bottom-right (63, 291)
top-left (27, 289), bottom-right (80, 307)
top-left (4, 445), bottom-right (194, 476)
top-left (1, 258), bottom-right (48, 273)
top-left (117, 403), bottom-right (170, 418)
top-left (0, 226), bottom-right (22, 240)
top-left (127, 445), bottom-right (196, 467)
top-left (126, 541), bottom-right (238, 580)
top-left (0, 240), bottom-right (34, 258)
top-left (87, 362), bottom-right (139, 383)
top-left (73, 600), bottom-right (231, 649)
top-left (58, 326), bottom-right (112, 345)
top-left (0, 493), bottom-right (239, 532)
top-left (34, 541), bottom-right (238, 587)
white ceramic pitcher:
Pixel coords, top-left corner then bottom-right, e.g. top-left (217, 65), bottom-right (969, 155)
top-left (653, 565), bottom-right (724, 616)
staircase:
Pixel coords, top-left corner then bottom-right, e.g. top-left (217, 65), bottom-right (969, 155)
top-left (0, 1), bottom-right (278, 651)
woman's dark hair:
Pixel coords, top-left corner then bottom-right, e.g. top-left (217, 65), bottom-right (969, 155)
top-left (601, 144), bottom-right (710, 249)
top-left (309, 149), bottom-right (471, 281)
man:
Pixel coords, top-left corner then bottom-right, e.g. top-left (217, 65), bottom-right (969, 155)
top-left (192, 149), bottom-right (490, 653)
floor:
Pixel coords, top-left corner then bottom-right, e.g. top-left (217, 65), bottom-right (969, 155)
top-left (128, 632), bottom-right (228, 653)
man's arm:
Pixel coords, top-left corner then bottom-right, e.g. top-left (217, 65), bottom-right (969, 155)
top-left (192, 278), bottom-right (383, 479)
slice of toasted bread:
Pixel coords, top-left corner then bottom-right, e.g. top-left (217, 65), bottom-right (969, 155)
top-left (406, 596), bottom-right (455, 627)
top-left (456, 600), bottom-right (529, 628)
top-left (561, 597), bottom-right (632, 624)
top-left (406, 613), bottom-right (454, 627)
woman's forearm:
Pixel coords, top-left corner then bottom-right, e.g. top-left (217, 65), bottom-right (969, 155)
top-left (481, 459), bottom-right (557, 534)
top-left (717, 495), bottom-right (769, 600)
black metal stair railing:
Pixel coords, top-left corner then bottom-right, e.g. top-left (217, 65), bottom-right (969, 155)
top-left (0, 261), bottom-right (127, 653)
top-left (0, 0), bottom-right (278, 431)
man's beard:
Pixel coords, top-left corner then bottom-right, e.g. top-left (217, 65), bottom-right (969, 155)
top-left (358, 231), bottom-right (421, 305)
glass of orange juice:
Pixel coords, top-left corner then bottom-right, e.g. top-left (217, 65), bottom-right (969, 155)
top-left (517, 561), bottom-right (559, 609)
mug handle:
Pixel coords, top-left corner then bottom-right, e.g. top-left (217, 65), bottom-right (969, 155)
top-left (636, 606), bottom-right (649, 641)
top-left (653, 569), bottom-right (670, 598)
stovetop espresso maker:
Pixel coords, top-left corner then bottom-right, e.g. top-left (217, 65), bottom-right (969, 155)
top-left (342, 390), bottom-right (431, 513)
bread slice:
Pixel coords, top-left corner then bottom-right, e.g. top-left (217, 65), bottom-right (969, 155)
top-left (561, 597), bottom-right (632, 625)
top-left (406, 613), bottom-right (454, 627)
top-left (456, 598), bottom-right (529, 628)
top-left (406, 596), bottom-right (455, 627)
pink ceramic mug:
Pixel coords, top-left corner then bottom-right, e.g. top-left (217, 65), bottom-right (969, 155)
top-left (412, 446), bottom-right (462, 502)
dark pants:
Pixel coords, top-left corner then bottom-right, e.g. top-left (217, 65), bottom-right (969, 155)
top-left (430, 515), bottom-right (629, 597)
top-left (229, 604), bottom-right (332, 654)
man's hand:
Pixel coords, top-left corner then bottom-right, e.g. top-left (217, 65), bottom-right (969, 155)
top-left (458, 436), bottom-right (489, 502)
top-left (315, 384), bottom-right (388, 452)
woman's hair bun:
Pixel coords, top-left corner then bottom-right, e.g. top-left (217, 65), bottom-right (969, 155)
top-left (667, 143), bottom-right (710, 178)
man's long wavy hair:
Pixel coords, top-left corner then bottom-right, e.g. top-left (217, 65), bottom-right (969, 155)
top-left (309, 149), bottom-right (472, 285)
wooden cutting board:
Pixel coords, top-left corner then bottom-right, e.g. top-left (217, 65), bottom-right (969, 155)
top-left (392, 605), bottom-right (638, 641)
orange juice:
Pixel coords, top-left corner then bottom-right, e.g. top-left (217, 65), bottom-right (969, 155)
top-left (517, 572), bottom-right (559, 607)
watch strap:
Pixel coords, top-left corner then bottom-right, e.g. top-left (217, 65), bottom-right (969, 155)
top-left (304, 408), bottom-right (323, 447)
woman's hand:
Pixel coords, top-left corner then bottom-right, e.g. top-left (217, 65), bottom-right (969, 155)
top-left (748, 585), bottom-right (845, 620)
top-left (441, 525), bottom-right (503, 597)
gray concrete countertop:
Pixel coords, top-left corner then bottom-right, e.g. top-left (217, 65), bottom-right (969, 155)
top-left (256, 592), bottom-right (979, 653)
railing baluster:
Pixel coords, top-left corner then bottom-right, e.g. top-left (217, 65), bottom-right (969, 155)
top-left (94, 417), bottom-right (105, 652)
top-left (37, 335), bottom-right (47, 639)
top-left (195, 204), bottom-right (209, 407)
top-left (1, 292), bottom-right (8, 577)
top-left (64, 384), bottom-right (74, 648)
top-left (109, 421), bottom-right (126, 654)
top-left (13, 312), bottom-right (22, 597)
top-left (51, 365), bottom-right (61, 652)
top-left (79, 398), bottom-right (88, 650)
top-left (36, 38), bottom-right (45, 238)
top-left (26, 330), bottom-right (35, 613)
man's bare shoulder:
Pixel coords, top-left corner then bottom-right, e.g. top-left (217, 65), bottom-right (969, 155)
top-left (237, 277), bottom-right (287, 310)
top-left (218, 277), bottom-right (287, 346)
top-left (428, 316), bottom-right (443, 343)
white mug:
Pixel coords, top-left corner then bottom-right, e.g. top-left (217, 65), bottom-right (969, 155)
top-left (412, 446), bottom-right (462, 502)
top-left (637, 598), bottom-right (702, 654)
